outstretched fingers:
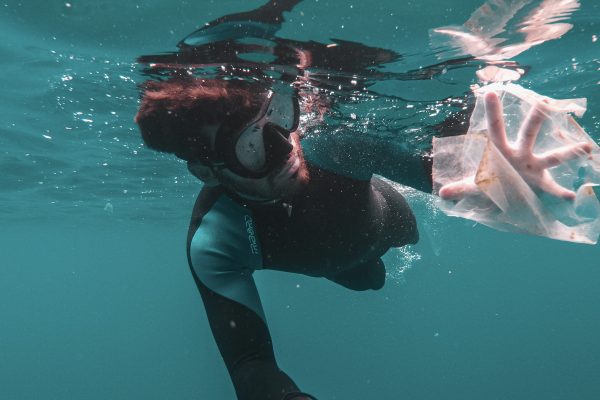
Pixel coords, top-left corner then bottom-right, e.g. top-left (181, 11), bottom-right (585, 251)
top-left (516, 103), bottom-right (546, 154)
top-left (537, 172), bottom-right (576, 200)
top-left (485, 92), bottom-right (511, 155)
top-left (539, 141), bottom-right (593, 169)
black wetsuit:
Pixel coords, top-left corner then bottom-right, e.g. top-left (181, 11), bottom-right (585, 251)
top-left (186, 163), bottom-right (418, 400)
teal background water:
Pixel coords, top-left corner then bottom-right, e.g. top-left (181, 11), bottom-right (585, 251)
top-left (1, 1), bottom-right (599, 399)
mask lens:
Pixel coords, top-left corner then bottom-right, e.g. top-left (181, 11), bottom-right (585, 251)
top-left (235, 122), bottom-right (267, 173)
top-left (266, 92), bottom-right (299, 132)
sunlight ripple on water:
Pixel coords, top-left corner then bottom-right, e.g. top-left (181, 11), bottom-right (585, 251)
top-left (1, 0), bottom-right (598, 223)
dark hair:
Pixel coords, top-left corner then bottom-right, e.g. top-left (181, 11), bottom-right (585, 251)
top-left (134, 78), bottom-right (268, 161)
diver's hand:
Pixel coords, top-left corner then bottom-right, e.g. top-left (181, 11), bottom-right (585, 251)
top-left (439, 92), bottom-right (592, 201)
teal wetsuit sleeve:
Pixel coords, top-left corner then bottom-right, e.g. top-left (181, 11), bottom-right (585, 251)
top-left (189, 194), bottom-right (265, 321)
top-left (187, 190), bottom-right (306, 399)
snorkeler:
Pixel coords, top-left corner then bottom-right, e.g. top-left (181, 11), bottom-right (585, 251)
top-left (134, 77), bottom-right (590, 400)
top-left (136, 77), bottom-right (417, 400)
top-left (133, 1), bottom-right (594, 399)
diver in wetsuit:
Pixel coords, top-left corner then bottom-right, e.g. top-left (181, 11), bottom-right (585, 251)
top-left (135, 78), bottom-right (421, 400)
top-left (134, 70), bottom-right (594, 400)
top-left (133, 2), bottom-right (593, 399)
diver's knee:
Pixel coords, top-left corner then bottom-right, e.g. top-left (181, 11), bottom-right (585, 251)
top-left (367, 261), bottom-right (385, 290)
top-left (326, 258), bottom-right (386, 291)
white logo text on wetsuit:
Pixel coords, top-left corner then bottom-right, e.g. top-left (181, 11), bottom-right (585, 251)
top-left (244, 215), bottom-right (259, 255)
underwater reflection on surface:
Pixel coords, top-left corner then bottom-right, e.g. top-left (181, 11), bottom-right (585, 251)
top-left (0, 0), bottom-right (597, 223)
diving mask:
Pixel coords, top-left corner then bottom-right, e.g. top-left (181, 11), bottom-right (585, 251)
top-left (212, 89), bottom-right (300, 179)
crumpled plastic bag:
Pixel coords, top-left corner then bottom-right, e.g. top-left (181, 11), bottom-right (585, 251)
top-left (432, 82), bottom-right (600, 244)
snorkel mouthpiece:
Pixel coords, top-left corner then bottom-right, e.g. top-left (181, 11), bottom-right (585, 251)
top-left (264, 122), bottom-right (294, 162)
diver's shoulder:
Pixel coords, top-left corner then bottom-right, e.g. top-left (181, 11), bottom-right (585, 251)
top-left (305, 160), bottom-right (372, 185)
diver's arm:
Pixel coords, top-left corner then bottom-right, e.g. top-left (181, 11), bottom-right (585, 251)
top-left (186, 189), bottom-right (316, 400)
top-left (380, 92), bottom-right (591, 198)
top-left (376, 99), bottom-right (475, 193)
top-left (188, 256), bottom-right (312, 400)
top-left (299, 90), bottom-right (470, 192)
top-left (190, 275), bottom-right (305, 400)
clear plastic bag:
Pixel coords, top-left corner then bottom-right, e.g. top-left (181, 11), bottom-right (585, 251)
top-left (432, 83), bottom-right (600, 244)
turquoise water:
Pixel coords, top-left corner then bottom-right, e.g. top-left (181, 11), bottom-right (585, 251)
top-left (1, 1), bottom-right (600, 399)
